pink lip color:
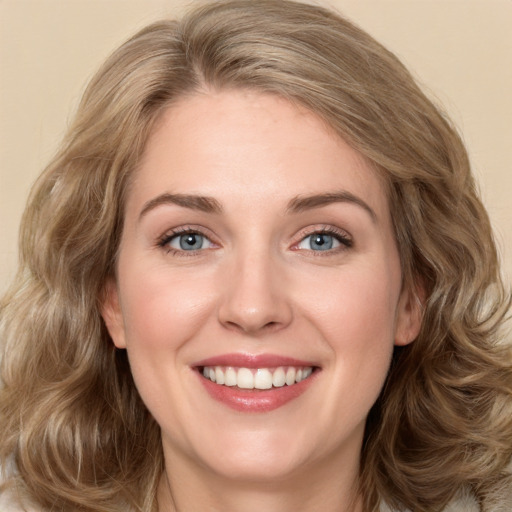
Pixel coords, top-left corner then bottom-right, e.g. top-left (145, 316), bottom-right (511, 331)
top-left (193, 353), bottom-right (319, 413)
top-left (194, 353), bottom-right (316, 369)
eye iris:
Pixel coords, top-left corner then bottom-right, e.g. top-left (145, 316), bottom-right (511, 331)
top-left (179, 233), bottom-right (203, 250)
top-left (310, 233), bottom-right (333, 250)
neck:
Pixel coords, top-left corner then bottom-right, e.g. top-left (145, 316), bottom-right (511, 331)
top-left (157, 447), bottom-right (364, 512)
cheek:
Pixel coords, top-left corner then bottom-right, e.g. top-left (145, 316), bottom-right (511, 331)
top-left (115, 263), bottom-right (220, 432)
top-left (302, 261), bottom-right (400, 343)
top-left (118, 262), bottom-right (218, 355)
top-left (298, 261), bottom-right (400, 402)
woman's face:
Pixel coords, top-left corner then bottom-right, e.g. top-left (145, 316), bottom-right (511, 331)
top-left (102, 90), bottom-right (421, 484)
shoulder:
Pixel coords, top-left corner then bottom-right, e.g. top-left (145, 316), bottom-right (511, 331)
top-left (0, 491), bottom-right (26, 512)
top-left (0, 463), bottom-right (38, 512)
top-left (380, 490), bottom-right (480, 512)
top-left (442, 492), bottom-right (480, 512)
top-left (0, 486), bottom-right (38, 512)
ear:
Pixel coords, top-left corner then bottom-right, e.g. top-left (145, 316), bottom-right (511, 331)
top-left (100, 278), bottom-right (127, 349)
top-left (394, 281), bottom-right (425, 347)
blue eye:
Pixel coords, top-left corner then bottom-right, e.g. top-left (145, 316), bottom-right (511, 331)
top-left (296, 231), bottom-right (352, 252)
top-left (166, 232), bottom-right (214, 251)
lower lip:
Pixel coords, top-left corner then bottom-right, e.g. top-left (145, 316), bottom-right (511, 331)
top-left (197, 370), bottom-right (318, 412)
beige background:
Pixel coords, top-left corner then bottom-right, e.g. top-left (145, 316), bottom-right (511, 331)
top-left (1, 0), bottom-right (511, 294)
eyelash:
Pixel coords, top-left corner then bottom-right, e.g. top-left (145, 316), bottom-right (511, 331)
top-left (156, 225), bottom-right (353, 256)
top-left (293, 226), bottom-right (353, 254)
top-left (157, 226), bottom-right (215, 256)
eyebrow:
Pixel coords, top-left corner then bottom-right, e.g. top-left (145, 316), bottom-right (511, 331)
top-left (139, 193), bottom-right (223, 220)
top-left (286, 191), bottom-right (377, 222)
top-left (138, 190), bottom-right (377, 223)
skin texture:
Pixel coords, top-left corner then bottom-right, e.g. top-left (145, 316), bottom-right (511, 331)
top-left (102, 89), bottom-right (422, 512)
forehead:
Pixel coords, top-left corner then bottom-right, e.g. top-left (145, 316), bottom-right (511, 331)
top-left (129, 89), bottom-right (389, 219)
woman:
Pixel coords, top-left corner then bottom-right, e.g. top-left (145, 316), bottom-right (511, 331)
top-left (1, 1), bottom-right (511, 511)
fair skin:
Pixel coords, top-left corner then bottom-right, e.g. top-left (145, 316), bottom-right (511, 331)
top-left (102, 89), bottom-right (422, 512)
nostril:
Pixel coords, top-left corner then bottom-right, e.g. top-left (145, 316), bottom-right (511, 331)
top-left (217, 281), bottom-right (294, 334)
top-left (221, 319), bottom-right (283, 335)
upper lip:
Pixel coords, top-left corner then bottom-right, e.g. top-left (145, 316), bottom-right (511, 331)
top-left (193, 353), bottom-right (319, 369)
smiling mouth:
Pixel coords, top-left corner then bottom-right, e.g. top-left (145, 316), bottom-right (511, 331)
top-left (199, 366), bottom-right (316, 390)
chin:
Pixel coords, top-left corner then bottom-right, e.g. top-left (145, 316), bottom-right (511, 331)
top-left (188, 427), bottom-right (315, 483)
top-left (206, 451), bottom-right (307, 484)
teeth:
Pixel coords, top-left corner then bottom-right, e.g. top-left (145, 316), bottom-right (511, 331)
top-left (285, 367), bottom-right (296, 386)
top-left (201, 365), bottom-right (314, 390)
top-left (215, 367), bottom-right (225, 385)
top-left (237, 368), bottom-right (254, 389)
top-left (272, 367), bottom-right (286, 387)
top-left (254, 369), bottom-right (273, 390)
top-left (225, 367), bottom-right (237, 386)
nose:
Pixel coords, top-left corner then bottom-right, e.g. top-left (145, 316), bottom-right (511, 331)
top-left (218, 249), bottom-right (293, 335)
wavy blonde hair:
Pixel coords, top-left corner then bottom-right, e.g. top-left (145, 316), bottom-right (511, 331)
top-left (1, 1), bottom-right (511, 511)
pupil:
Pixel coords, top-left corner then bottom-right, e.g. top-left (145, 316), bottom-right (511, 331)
top-left (312, 234), bottom-right (333, 250)
top-left (180, 234), bottom-right (201, 250)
